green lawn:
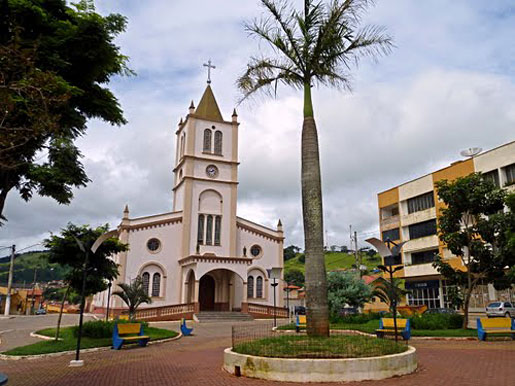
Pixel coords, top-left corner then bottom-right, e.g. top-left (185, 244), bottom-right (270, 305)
top-left (279, 320), bottom-right (478, 338)
top-left (233, 334), bottom-right (407, 359)
top-left (285, 252), bottom-right (381, 274)
top-left (3, 326), bottom-right (178, 356)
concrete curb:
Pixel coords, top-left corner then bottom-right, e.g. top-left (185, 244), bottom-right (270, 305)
top-left (223, 346), bottom-right (418, 382)
top-left (0, 332), bottom-right (182, 361)
top-left (29, 332), bottom-right (62, 341)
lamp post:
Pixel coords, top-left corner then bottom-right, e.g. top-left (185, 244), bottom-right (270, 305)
top-left (105, 280), bottom-right (112, 322)
top-left (365, 237), bottom-right (409, 343)
top-left (70, 230), bottom-right (119, 367)
top-left (285, 285), bottom-right (291, 322)
top-left (267, 268), bottom-right (281, 328)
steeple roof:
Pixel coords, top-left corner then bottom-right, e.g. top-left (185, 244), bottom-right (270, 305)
top-left (195, 84), bottom-right (224, 122)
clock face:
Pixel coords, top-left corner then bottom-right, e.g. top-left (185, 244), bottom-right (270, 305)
top-left (206, 165), bottom-right (219, 178)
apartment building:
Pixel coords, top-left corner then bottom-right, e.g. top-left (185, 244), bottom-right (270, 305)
top-left (377, 140), bottom-right (515, 311)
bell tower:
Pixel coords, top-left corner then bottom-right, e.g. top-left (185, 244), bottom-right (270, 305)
top-left (172, 84), bottom-right (240, 258)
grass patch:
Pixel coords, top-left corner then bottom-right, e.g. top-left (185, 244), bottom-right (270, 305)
top-left (233, 334), bottom-right (407, 359)
top-left (3, 325), bottom-right (178, 356)
top-left (284, 252), bottom-right (379, 274)
top-left (279, 320), bottom-right (477, 337)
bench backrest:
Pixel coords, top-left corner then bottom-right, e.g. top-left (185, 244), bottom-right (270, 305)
top-left (381, 318), bottom-right (407, 329)
top-left (117, 323), bottom-right (141, 335)
top-left (479, 318), bottom-right (512, 329)
top-left (297, 315), bottom-right (306, 325)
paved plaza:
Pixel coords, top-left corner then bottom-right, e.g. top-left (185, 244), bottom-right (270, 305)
top-left (1, 319), bottom-right (514, 386)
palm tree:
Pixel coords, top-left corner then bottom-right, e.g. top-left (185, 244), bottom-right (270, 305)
top-left (238, 0), bottom-right (393, 336)
top-left (371, 277), bottom-right (408, 313)
top-left (112, 276), bottom-right (152, 321)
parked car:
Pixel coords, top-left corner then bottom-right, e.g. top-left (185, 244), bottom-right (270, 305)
top-left (35, 308), bottom-right (47, 315)
top-left (294, 306), bottom-right (306, 315)
top-left (339, 307), bottom-right (358, 316)
top-left (485, 302), bottom-right (515, 318)
top-left (423, 308), bottom-right (457, 315)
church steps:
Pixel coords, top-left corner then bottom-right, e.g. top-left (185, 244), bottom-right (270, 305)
top-left (194, 312), bottom-right (254, 323)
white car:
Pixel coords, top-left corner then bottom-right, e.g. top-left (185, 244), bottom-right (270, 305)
top-left (485, 302), bottom-right (515, 318)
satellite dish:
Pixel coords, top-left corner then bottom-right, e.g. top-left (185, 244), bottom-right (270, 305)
top-left (460, 147), bottom-right (482, 158)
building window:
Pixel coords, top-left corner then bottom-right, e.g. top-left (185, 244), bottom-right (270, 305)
top-left (203, 129), bottom-right (212, 152)
top-left (142, 272), bottom-right (150, 295)
top-left (381, 204), bottom-right (399, 219)
top-left (214, 131), bottom-right (223, 154)
top-left (482, 169), bottom-right (500, 187)
top-left (381, 228), bottom-right (400, 241)
top-left (504, 163), bottom-right (515, 186)
top-left (147, 238), bottom-right (161, 252)
top-left (407, 192), bottom-right (435, 214)
top-left (152, 273), bottom-right (161, 297)
top-left (408, 219), bottom-right (437, 239)
top-left (198, 215), bottom-right (205, 244)
top-left (250, 245), bottom-right (262, 257)
top-left (206, 215), bottom-right (213, 245)
top-left (214, 216), bottom-right (221, 245)
top-left (256, 276), bottom-right (263, 298)
top-left (247, 276), bottom-right (254, 298)
top-left (411, 249), bottom-right (438, 265)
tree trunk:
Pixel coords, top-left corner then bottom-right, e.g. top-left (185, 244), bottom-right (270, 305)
top-left (302, 83), bottom-right (329, 337)
top-left (55, 285), bottom-right (70, 341)
top-left (462, 287), bottom-right (472, 330)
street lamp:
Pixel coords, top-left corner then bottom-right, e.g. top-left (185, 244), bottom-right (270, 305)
top-left (266, 268), bottom-right (281, 328)
top-left (105, 280), bottom-right (112, 323)
top-left (365, 237), bottom-right (409, 343)
top-left (284, 284), bottom-right (292, 322)
top-left (69, 230), bottom-right (119, 367)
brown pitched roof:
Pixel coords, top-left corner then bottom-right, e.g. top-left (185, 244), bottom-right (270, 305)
top-left (195, 85), bottom-right (223, 121)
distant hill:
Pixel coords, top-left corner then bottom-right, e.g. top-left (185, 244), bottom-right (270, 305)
top-left (284, 251), bottom-right (382, 274)
top-left (0, 251), bottom-right (68, 286)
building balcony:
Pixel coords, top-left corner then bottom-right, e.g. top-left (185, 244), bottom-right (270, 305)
top-left (400, 207), bottom-right (436, 227)
top-left (403, 235), bottom-right (439, 253)
top-left (403, 262), bottom-right (439, 278)
top-left (380, 215), bottom-right (400, 230)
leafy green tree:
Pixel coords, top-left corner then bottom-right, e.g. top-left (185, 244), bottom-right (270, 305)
top-left (44, 223), bottom-right (127, 337)
top-left (371, 276), bottom-right (408, 313)
top-left (0, 0), bottom-right (132, 224)
top-left (113, 276), bottom-right (152, 321)
top-left (238, 0), bottom-right (392, 336)
top-left (327, 271), bottom-right (371, 316)
top-left (285, 269), bottom-right (305, 287)
top-left (284, 245), bottom-right (300, 261)
top-left (432, 173), bottom-right (511, 328)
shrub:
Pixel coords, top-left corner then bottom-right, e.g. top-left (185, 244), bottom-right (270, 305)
top-left (331, 312), bottom-right (383, 324)
top-left (410, 313), bottom-right (464, 330)
top-left (72, 319), bottom-right (149, 338)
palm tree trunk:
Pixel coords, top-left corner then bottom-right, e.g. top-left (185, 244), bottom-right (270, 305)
top-left (302, 83), bottom-right (329, 337)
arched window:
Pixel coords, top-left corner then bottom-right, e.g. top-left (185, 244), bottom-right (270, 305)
top-left (214, 131), bottom-right (223, 154)
top-left (256, 276), bottom-right (263, 298)
top-left (152, 273), bottom-right (161, 297)
top-left (206, 215), bottom-right (213, 245)
top-left (214, 216), bottom-right (221, 245)
top-left (142, 272), bottom-right (150, 295)
top-left (203, 129), bottom-right (212, 152)
top-left (247, 276), bottom-right (254, 298)
top-left (197, 214), bottom-right (205, 244)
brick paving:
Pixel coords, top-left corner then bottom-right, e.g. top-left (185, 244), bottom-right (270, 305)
top-left (1, 321), bottom-right (514, 386)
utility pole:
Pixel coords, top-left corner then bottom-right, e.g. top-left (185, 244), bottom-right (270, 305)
top-left (354, 231), bottom-right (361, 278)
top-left (4, 245), bottom-right (15, 316)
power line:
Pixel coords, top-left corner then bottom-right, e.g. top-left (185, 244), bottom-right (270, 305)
top-left (16, 243), bottom-right (42, 254)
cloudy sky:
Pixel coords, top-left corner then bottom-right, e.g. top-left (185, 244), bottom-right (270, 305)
top-left (2, 0), bottom-right (515, 254)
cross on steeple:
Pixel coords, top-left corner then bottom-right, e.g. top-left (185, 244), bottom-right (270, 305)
top-left (203, 59), bottom-right (216, 84)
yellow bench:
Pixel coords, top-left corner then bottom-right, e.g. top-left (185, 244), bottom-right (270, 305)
top-left (376, 318), bottom-right (411, 340)
top-left (296, 315), bottom-right (306, 333)
top-left (113, 323), bottom-right (150, 350)
top-left (477, 318), bottom-right (514, 341)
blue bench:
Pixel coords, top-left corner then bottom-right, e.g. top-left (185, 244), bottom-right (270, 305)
top-left (376, 318), bottom-right (411, 340)
top-left (180, 318), bottom-right (193, 336)
top-left (112, 323), bottom-right (150, 350)
top-left (477, 317), bottom-right (514, 341)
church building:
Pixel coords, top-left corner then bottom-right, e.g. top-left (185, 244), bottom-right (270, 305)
top-left (93, 83), bottom-right (285, 320)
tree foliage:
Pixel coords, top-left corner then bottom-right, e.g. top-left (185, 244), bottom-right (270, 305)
top-left (284, 245), bottom-right (300, 261)
top-left (113, 276), bottom-right (152, 321)
top-left (284, 269), bottom-right (305, 287)
top-left (43, 223), bottom-right (127, 296)
top-left (327, 271), bottom-right (372, 315)
top-left (0, 0), bottom-right (131, 223)
top-left (371, 276), bottom-right (408, 312)
top-left (238, 0), bottom-right (392, 336)
top-left (432, 173), bottom-right (512, 328)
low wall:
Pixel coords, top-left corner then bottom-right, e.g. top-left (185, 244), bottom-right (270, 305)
top-left (223, 346), bottom-right (417, 383)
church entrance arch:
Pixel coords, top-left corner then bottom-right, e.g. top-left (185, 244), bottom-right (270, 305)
top-left (199, 275), bottom-right (216, 311)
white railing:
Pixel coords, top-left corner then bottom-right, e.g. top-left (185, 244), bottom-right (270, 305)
top-left (133, 303), bottom-right (195, 320)
top-left (247, 302), bottom-right (288, 318)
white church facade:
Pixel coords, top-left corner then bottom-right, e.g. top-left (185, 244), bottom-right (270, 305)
top-left (93, 85), bottom-right (285, 320)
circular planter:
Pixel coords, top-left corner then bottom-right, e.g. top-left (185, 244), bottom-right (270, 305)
top-left (223, 346), bottom-right (417, 383)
